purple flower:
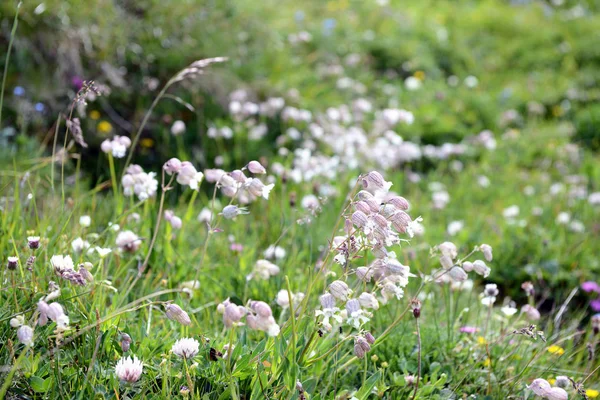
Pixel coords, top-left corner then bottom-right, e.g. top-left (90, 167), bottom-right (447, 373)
top-left (591, 299), bottom-right (600, 312)
top-left (459, 326), bottom-right (477, 334)
top-left (581, 281), bottom-right (600, 293)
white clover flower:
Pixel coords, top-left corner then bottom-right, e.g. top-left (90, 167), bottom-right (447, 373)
top-left (172, 338), bottom-right (200, 359)
top-left (171, 120), bottom-right (186, 136)
top-left (50, 255), bottom-right (75, 274)
top-left (115, 355), bottom-right (143, 383)
top-left (116, 231), bottom-right (141, 252)
top-left (264, 245), bottom-right (286, 260)
top-left (101, 136), bottom-right (132, 158)
top-left (79, 215), bottom-right (91, 227)
top-left (71, 237), bottom-right (90, 253)
top-left (249, 259), bottom-right (280, 281)
top-left (447, 220), bottom-right (464, 236)
top-left (275, 289), bottom-right (304, 308)
top-left (122, 165), bottom-right (158, 201)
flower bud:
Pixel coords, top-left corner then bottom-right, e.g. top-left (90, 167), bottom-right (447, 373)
top-left (522, 304), bottom-right (541, 321)
top-left (354, 201), bottom-right (371, 215)
top-left (371, 213), bottom-right (389, 229)
top-left (388, 196), bottom-right (409, 210)
top-left (365, 332), bottom-right (376, 344)
top-left (358, 292), bottom-right (379, 310)
top-left (439, 255), bottom-right (453, 269)
top-left (356, 267), bottom-right (373, 282)
top-left (120, 333), bottom-right (132, 352)
top-left (247, 160), bottom-right (266, 174)
top-left (462, 261), bottom-right (474, 272)
top-left (17, 325), bottom-right (34, 346)
top-left (351, 211), bottom-right (368, 228)
top-left (345, 299), bottom-right (361, 314)
top-left (319, 293), bottom-right (336, 309)
top-left (165, 304), bottom-right (192, 326)
top-left (230, 170), bottom-right (247, 184)
top-left (449, 266), bottom-right (468, 282)
top-left (438, 242), bottom-right (458, 259)
top-left (473, 260), bottom-right (490, 278)
top-left (251, 301), bottom-right (273, 318)
top-left (479, 244), bottom-right (493, 261)
top-left (328, 280), bottom-right (352, 301)
top-left (10, 315), bottom-right (24, 328)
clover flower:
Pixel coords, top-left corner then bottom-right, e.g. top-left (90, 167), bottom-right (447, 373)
top-left (115, 355), bottom-right (143, 383)
top-left (172, 338), bottom-right (200, 359)
top-left (101, 135), bottom-right (131, 158)
top-left (122, 165), bottom-right (158, 201)
top-left (116, 230), bottom-right (142, 252)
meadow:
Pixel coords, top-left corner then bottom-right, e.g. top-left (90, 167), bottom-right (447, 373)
top-left (1, 0), bottom-right (600, 399)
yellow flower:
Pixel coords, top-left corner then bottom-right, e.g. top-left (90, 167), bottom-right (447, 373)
top-left (98, 121), bottom-right (113, 134)
top-left (483, 358), bottom-right (491, 367)
top-left (414, 70), bottom-right (426, 81)
top-left (587, 389), bottom-right (599, 398)
top-left (547, 345), bottom-right (565, 355)
top-left (140, 138), bottom-right (154, 148)
top-left (547, 378), bottom-right (556, 385)
top-left (477, 336), bottom-right (486, 345)
top-left (89, 110), bottom-right (100, 120)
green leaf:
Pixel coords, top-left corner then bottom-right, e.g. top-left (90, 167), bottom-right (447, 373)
top-left (30, 376), bottom-right (53, 393)
top-left (354, 370), bottom-right (381, 400)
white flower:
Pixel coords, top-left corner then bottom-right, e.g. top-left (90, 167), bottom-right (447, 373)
top-left (501, 305), bottom-right (518, 316)
top-left (116, 231), bottom-right (141, 252)
top-left (79, 215), bottom-right (91, 227)
top-left (315, 307), bottom-right (343, 331)
top-left (172, 338), bottom-right (200, 359)
top-left (10, 315), bottom-right (24, 328)
top-left (101, 136), bottom-right (132, 158)
top-left (447, 220), bottom-right (464, 236)
top-left (275, 290), bottom-right (305, 308)
top-left (94, 247), bottom-right (112, 258)
top-left (503, 205), bottom-right (520, 219)
top-left (71, 237), bottom-right (90, 253)
top-left (264, 245), bottom-right (286, 260)
top-left (50, 255), bottom-right (74, 273)
top-left (122, 165), bottom-right (158, 201)
top-left (171, 120), bottom-right (186, 136)
top-left (197, 208), bottom-right (213, 224)
top-left (115, 355), bottom-right (143, 383)
top-left (250, 259), bottom-right (280, 280)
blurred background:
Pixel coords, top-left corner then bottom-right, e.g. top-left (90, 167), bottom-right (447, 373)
top-left (1, 0), bottom-right (600, 300)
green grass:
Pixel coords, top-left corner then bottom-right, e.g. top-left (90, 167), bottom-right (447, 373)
top-left (1, 0), bottom-right (600, 398)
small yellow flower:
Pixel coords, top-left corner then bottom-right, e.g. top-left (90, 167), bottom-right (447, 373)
top-left (414, 70), bottom-right (426, 81)
top-left (98, 121), bottom-right (113, 134)
top-left (483, 358), bottom-right (491, 367)
top-left (548, 378), bottom-right (556, 385)
top-left (587, 389), bottom-right (599, 398)
top-left (547, 345), bottom-right (565, 355)
top-left (140, 138), bottom-right (154, 148)
top-left (477, 336), bottom-right (487, 345)
top-left (89, 110), bottom-right (101, 120)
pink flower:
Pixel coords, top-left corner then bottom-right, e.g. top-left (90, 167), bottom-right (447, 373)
top-left (582, 281), bottom-right (600, 293)
top-left (460, 326), bottom-right (478, 334)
